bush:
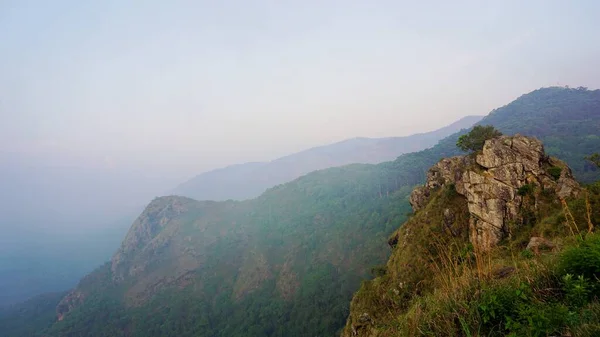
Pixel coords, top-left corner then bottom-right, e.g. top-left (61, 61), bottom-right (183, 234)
top-left (586, 153), bottom-right (600, 168)
top-left (478, 282), bottom-right (572, 336)
top-left (370, 265), bottom-right (387, 277)
top-left (520, 249), bottom-right (534, 259)
top-left (517, 184), bottom-right (535, 196)
top-left (456, 125), bottom-right (503, 152)
top-left (558, 234), bottom-right (600, 281)
top-left (562, 274), bottom-right (591, 308)
top-left (548, 166), bottom-right (562, 180)
top-left (477, 282), bottom-right (534, 334)
top-left (504, 303), bottom-right (570, 337)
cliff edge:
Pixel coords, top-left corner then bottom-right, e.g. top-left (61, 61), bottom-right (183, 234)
top-left (342, 135), bottom-right (594, 337)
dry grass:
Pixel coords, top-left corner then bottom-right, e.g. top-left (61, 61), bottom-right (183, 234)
top-left (343, 182), bottom-right (600, 337)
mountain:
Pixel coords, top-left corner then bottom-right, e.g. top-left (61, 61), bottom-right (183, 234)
top-left (0, 159), bottom-right (176, 306)
top-left (3, 87), bottom-right (600, 337)
top-left (172, 115), bottom-right (483, 201)
top-left (0, 115), bottom-right (480, 307)
top-left (342, 135), bottom-right (600, 336)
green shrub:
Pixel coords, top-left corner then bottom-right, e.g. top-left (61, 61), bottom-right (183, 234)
top-left (458, 242), bottom-right (475, 263)
top-left (586, 153), bottom-right (600, 169)
top-left (558, 234), bottom-right (600, 298)
top-left (505, 303), bottom-right (569, 337)
top-left (370, 265), bottom-right (387, 277)
top-left (477, 280), bottom-right (578, 336)
top-left (444, 183), bottom-right (457, 198)
top-left (562, 274), bottom-right (591, 308)
top-left (517, 184), bottom-right (535, 196)
top-left (548, 166), bottom-right (562, 180)
top-left (558, 234), bottom-right (600, 282)
top-left (456, 125), bottom-right (502, 152)
top-left (478, 282), bottom-right (529, 332)
top-left (520, 249), bottom-right (534, 259)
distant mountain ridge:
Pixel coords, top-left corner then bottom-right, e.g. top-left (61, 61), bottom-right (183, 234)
top-left (172, 115), bottom-right (483, 201)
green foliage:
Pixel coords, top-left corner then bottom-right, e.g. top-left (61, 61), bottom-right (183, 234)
top-left (562, 274), bottom-right (591, 308)
top-left (520, 249), bottom-right (535, 259)
top-left (0, 292), bottom-right (65, 337)
top-left (548, 166), bottom-right (563, 180)
top-left (458, 242), bottom-right (475, 263)
top-left (478, 282), bottom-right (529, 327)
top-left (483, 87), bottom-right (600, 183)
top-left (558, 235), bottom-right (600, 288)
top-left (504, 302), bottom-right (570, 337)
top-left (443, 183), bottom-right (457, 199)
top-left (470, 235), bottom-right (600, 337)
top-left (456, 125), bottom-right (502, 152)
top-left (370, 265), bottom-right (387, 277)
top-left (517, 184), bottom-right (535, 196)
top-left (586, 153), bottom-right (600, 168)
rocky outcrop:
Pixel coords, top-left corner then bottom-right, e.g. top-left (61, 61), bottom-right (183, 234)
top-left (56, 290), bottom-right (85, 321)
top-left (111, 196), bottom-right (196, 281)
top-left (409, 156), bottom-right (471, 210)
top-left (410, 135), bottom-right (581, 251)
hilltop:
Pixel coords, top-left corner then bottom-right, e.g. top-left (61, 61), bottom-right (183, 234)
top-left (342, 134), bottom-right (600, 336)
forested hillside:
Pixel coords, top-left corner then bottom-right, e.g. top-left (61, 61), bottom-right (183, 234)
top-left (482, 86), bottom-right (600, 183)
top-left (2, 87), bottom-right (599, 337)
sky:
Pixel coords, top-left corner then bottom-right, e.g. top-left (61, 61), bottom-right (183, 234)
top-left (2, 0), bottom-right (600, 179)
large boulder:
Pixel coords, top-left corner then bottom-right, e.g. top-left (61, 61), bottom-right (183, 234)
top-left (409, 135), bottom-right (581, 251)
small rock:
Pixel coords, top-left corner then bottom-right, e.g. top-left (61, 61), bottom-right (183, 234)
top-left (358, 312), bottom-right (371, 323)
top-left (492, 266), bottom-right (516, 279)
top-left (409, 186), bottom-right (430, 212)
top-left (526, 237), bottom-right (556, 254)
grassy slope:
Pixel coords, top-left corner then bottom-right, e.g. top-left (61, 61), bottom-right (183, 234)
top-left (342, 169), bottom-right (600, 336)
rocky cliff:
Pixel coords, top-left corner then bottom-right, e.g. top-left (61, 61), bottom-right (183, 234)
top-left (111, 196), bottom-right (197, 281)
top-left (343, 135), bottom-right (584, 336)
top-left (409, 134), bottom-right (580, 251)
top-left (56, 196), bottom-right (209, 318)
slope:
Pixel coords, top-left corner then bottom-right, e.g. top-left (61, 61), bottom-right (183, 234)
top-left (6, 86), bottom-right (600, 337)
top-left (172, 115), bottom-right (483, 201)
top-left (342, 136), bottom-right (600, 336)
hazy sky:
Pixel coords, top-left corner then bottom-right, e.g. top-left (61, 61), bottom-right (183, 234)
top-left (2, 0), bottom-right (600, 178)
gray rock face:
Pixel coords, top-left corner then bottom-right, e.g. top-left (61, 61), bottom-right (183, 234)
top-left (410, 135), bottom-right (581, 251)
top-left (409, 156), bottom-right (470, 210)
top-left (111, 196), bottom-right (195, 281)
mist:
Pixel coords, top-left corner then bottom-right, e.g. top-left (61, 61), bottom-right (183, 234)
top-left (3, 1), bottom-right (600, 177)
top-left (2, 0), bottom-right (600, 305)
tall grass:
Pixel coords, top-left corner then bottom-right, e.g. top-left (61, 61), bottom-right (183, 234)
top-left (395, 198), bottom-right (598, 336)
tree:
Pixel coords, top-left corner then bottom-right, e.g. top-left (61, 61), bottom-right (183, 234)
top-left (586, 153), bottom-right (600, 168)
top-left (456, 125), bottom-right (502, 152)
